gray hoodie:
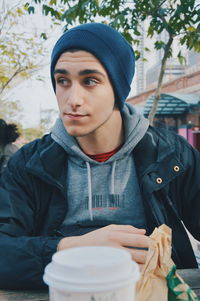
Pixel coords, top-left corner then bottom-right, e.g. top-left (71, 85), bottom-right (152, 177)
top-left (51, 103), bottom-right (149, 236)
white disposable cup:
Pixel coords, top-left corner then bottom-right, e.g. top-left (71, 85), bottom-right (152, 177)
top-left (43, 246), bottom-right (140, 301)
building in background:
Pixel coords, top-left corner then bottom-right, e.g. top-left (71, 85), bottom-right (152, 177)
top-left (128, 28), bottom-right (200, 151)
top-left (143, 93), bottom-right (200, 150)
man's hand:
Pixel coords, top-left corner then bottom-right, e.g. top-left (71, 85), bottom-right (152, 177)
top-left (57, 224), bottom-right (150, 265)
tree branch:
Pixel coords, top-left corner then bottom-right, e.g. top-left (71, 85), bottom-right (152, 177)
top-left (0, 66), bottom-right (27, 95)
top-left (148, 33), bottom-right (174, 125)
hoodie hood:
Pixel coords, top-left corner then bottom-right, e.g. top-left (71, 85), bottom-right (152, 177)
top-left (51, 103), bottom-right (149, 163)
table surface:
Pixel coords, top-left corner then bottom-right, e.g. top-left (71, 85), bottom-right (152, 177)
top-left (0, 269), bottom-right (199, 300)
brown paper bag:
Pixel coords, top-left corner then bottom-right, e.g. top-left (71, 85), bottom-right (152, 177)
top-left (136, 224), bottom-right (199, 301)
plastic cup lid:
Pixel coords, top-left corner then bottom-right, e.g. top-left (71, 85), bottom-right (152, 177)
top-left (43, 246), bottom-right (140, 292)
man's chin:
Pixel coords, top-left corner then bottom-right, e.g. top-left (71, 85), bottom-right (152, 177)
top-left (64, 128), bottom-right (88, 138)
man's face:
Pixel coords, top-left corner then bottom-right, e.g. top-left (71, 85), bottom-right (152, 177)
top-left (54, 51), bottom-right (117, 138)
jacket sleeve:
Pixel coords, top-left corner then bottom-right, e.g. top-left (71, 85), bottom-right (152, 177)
top-left (0, 150), bottom-right (62, 289)
top-left (173, 134), bottom-right (200, 242)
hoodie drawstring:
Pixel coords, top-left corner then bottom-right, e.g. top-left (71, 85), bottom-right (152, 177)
top-left (86, 162), bottom-right (93, 221)
top-left (111, 161), bottom-right (116, 195)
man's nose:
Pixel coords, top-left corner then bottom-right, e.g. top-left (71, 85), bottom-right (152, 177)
top-left (66, 83), bottom-right (84, 108)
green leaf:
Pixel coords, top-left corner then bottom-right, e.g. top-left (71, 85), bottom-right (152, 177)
top-left (132, 39), bottom-right (140, 46)
top-left (134, 50), bottom-right (141, 60)
top-left (61, 4), bottom-right (79, 23)
top-left (24, 3), bottom-right (29, 10)
top-left (122, 31), bottom-right (133, 44)
top-left (187, 26), bottom-right (196, 32)
top-left (177, 51), bottom-right (186, 65)
top-left (20, 71), bottom-right (28, 77)
top-left (16, 7), bottom-right (24, 16)
top-left (154, 41), bottom-right (166, 50)
top-left (178, 56), bottom-right (186, 65)
top-left (50, 0), bottom-right (57, 5)
top-left (147, 25), bottom-right (154, 38)
top-left (27, 6), bottom-right (35, 14)
top-left (40, 32), bottom-right (48, 40)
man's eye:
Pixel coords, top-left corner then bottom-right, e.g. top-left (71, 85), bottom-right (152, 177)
top-left (56, 78), bottom-right (69, 85)
top-left (84, 78), bottom-right (98, 86)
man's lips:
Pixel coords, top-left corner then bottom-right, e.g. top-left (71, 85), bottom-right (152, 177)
top-left (64, 113), bottom-right (87, 120)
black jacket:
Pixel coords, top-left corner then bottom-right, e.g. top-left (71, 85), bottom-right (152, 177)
top-left (0, 127), bottom-right (199, 289)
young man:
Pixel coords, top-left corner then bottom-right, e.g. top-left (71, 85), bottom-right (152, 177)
top-left (0, 23), bottom-right (199, 289)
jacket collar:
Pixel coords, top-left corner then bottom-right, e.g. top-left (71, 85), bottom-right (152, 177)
top-left (134, 127), bottom-right (174, 171)
top-left (25, 136), bottom-right (67, 188)
top-left (25, 128), bottom-right (186, 192)
top-left (134, 127), bottom-right (186, 193)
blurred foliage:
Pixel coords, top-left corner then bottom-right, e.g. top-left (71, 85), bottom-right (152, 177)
top-left (21, 126), bottom-right (45, 142)
top-left (26, 0), bottom-right (200, 53)
top-left (0, 3), bottom-right (48, 96)
top-left (19, 108), bottom-right (58, 143)
top-left (0, 98), bottom-right (23, 122)
top-left (40, 108), bottom-right (58, 132)
top-left (0, 1), bottom-right (51, 132)
top-left (0, 105), bottom-right (58, 143)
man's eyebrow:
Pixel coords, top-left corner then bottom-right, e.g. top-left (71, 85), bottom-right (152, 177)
top-left (53, 68), bottom-right (105, 77)
top-left (54, 69), bottom-right (69, 75)
top-left (79, 69), bottom-right (105, 77)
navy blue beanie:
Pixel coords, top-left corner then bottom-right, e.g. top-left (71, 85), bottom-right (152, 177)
top-left (50, 23), bottom-right (135, 111)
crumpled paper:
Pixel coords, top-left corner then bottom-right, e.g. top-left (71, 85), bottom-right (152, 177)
top-left (136, 224), bottom-right (199, 301)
